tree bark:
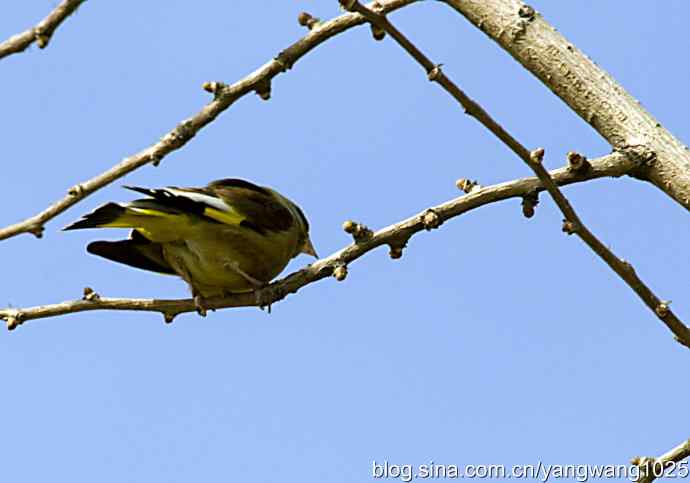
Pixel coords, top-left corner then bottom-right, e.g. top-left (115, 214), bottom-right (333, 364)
top-left (444, 0), bottom-right (690, 211)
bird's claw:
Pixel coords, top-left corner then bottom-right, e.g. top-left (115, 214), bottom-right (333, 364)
top-left (254, 285), bottom-right (275, 313)
top-left (194, 295), bottom-right (208, 317)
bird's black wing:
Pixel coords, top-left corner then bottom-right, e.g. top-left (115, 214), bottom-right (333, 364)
top-left (87, 230), bottom-right (175, 275)
top-left (205, 178), bottom-right (295, 235)
top-left (123, 185), bottom-right (209, 217)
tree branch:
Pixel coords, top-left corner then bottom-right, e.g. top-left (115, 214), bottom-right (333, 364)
top-left (340, 0), bottom-right (690, 348)
top-left (0, 0), bottom-right (418, 242)
top-left (0, 153), bottom-right (634, 328)
top-left (0, 0), bottom-right (86, 60)
top-left (442, 0), bottom-right (690, 212)
top-left (632, 439), bottom-right (690, 483)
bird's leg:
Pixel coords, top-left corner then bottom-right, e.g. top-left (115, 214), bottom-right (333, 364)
top-left (223, 261), bottom-right (276, 312)
top-left (168, 254), bottom-right (208, 317)
top-left (223, 261), bottom-right (265, 289)
top-left (161, 246), bottom-right (211, 318)
top-left (254, 286), bottom-right (280, 314)
top-left (193, 292), bottom-right (208, 317)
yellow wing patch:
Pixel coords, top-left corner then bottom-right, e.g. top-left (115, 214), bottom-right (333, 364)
top-left (100, 208), bottom-right (187, 242)
top-left (203, 207), bottom-right (245, 226)
top-left (97, 207), bottom-right (177, 228)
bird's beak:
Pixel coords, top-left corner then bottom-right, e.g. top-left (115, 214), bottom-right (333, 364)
top-left (302, 237), bottom-right (318, 258)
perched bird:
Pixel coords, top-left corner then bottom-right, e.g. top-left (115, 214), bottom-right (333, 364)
top-left (64, 178), bottom-right (317, 314)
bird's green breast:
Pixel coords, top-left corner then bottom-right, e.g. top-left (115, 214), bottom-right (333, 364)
top-left (161, 221), bottom-right (301, 297)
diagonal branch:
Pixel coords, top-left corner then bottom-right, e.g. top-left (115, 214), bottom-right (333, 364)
top-left (0, 0), bottom-right (419, 242)
top-left (340, 0), bottom-right (690, 348)
top-left (442, 0), bottom-right (690, 212)
top-left (0, 0), bottom-right (86, 60)
top-left (0, 153), bottom-right (635, 328)
top-left (632, 438), bottom-right (690, 483)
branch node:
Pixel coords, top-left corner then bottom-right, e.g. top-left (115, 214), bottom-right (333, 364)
top-left (518, 5), bottom-right (535, 20)
top-left (521, 191), bottom-right (539, 218)
top-left (274, 52), bottom-right (292, 72)
top-left (421, 209), bottom-right (442, 230)
top-left (333, 264), bottom-right (348, 282)
top-left (388, 243), bottom-right (407, 260)
top-left (298, 12), bottom-right (321, 30)
top-left (370, 1), bottom-right (385, 13)
top-left (255, 79), bottom-right (272, 101)
top-left (202, 81), bottom-right (226, 97)
top-left (631, 456), bottom-right (662, 482)
top-left (342, 220), bottom-right (373, 243)
top-left (620, 144), bottom-right (657, 170)
top-left (339, 0), bottom-right (358, 12)
top-left (620, 259), bottom-right (636, 275)
top-left (28, 224), bottom-right (45, 239)
top-left (655, 302), bottom-right (670, 319)
top-left (82, 287), bottom-right (101, 302)
top-left (456, 178), bottom-right (481, 193)
top-left (4, 310), bottom-right (23, 331)
top-left (387, 235), bottom-right (409, 260)
top-left (34, 28), bottom-right (51, 49)
top-left (388, 247), bottom-right (403, 259)
top-left (166, 120), bottom-right (195, 146)
top-left (163, 312), bottom-right (176, 324)
top-left (428, 64), bottom-right (443, 82)
top-left (149, 153), bottom-right (162, 167)
top-left (370, 23), bottom-right (386, 41)
top-left (68, 184), bottom-right (85, 197)
top-left (7, 317), bottom-right (20, 331)
top-left (530, 147), bottom-right (545, 164)
top-left (567, 151), bottom-right (591, 174)
top-left (561, 219), bottom-right (579, 235)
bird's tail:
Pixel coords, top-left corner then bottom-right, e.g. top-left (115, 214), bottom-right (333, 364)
top-left (63, 203), bottom-right (131, 230)
top-left (63, 201), bottom-right (191, 243)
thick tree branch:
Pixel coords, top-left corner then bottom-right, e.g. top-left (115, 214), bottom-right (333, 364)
top-left (341, 0), bottom-right (690, 348)
top-left (442, 0), bottom-right (690, 211)
top-left (0, 0), bottom-right (86, 60)
top-left (0, 153), bottom-right (634, 328)
top-left (0, 0), bottom-right (418, 242)
top-left (632, 439), bottom-right (690, 483)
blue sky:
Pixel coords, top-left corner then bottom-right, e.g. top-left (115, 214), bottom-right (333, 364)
top-left (1, 1), bottom-right (688, 482)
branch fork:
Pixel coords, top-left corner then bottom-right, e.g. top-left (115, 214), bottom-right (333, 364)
top-left (346, 0), bottom-right (690, 348)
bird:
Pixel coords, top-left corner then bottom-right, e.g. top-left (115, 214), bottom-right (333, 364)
top-left (64, 178), bottom-right (317, 314)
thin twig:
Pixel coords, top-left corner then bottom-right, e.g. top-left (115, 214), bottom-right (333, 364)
top-left (0, 0), bottom-right (86, 60)
top-left (0, 153), bottom-right (634, 328)
top-left (441, 0), bottom-right (690, 212)
top-left (341, 0), bottom-right (690, 348)
top-left (0, 0), bottom-right (418, 242)
top-left (632, 439), bottom-right (690, 483)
